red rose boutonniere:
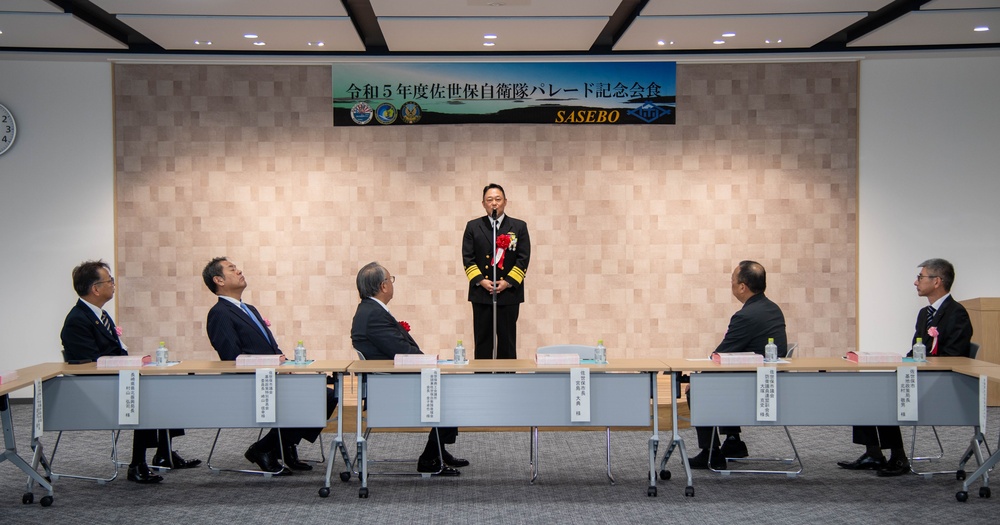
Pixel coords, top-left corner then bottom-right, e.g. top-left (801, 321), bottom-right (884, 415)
top-left (115, 326), bottom-right (123, 337)
top-left (263, 318), bottom-right (271, 327)
top-left (494, 233), bottom-right (517, 269)
top-left (399, 321), bottom-right (411, 332)
top-left (928, 326), bottom-right (939, 355)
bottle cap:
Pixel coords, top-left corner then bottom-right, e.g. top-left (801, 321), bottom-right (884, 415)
top-left (298, 340), bottom-right (304, 345)
top-left (598, 339), bottom-right (604, 344)
top-left (916, 337), bottom-right (922, 343)
top-left (457, 340), bottom-right (463, 345)
top-left (159, 341), bottom-right (165, 346)
top-left (768, 338), bottom-right (774, 343)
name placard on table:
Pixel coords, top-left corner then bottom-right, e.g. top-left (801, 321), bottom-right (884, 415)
top-left (570, 367), bottom-right (591, 422)
top-left (897, 366), bottom-right (918, 421)
top-left (421, 368), bottom-right (440, 423)
top-left (756, 366), bottom-right (777, 421)
top-left (256, 368), bottom-right (277, 423)
top-left (118, 369), bottom-right (140, 425)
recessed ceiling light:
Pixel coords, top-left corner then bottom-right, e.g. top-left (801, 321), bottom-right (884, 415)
top-left (657, 40), bottom-right (665, 46)
top-left (483, 42), bottom-right (495, 47)
top-left (194, 40), bottom-right (212, 45)
top-left (484, 34), bottom-right (497, 39)
top-left (307, 41), bottom-right (325, 47)
top-left (974, 26), bottom-right (989, 32)
top-left (713, 40), bottom-right (725, 45)
top-left (765, 40), bottom-right (771, 44)
top-left (722, 32), bottom-right (735, 38)
top-left (253, 41), bottom-right (266, 46)
top-left (244, 34), bottom-right (258, 39)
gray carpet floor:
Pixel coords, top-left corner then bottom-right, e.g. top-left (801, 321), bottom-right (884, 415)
top-left (3, 402), bottom-right (999, 524)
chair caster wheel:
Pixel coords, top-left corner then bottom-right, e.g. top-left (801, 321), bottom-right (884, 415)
top-left (659, 469), bottom-right (671, 481)
top-left (980, 487), bottom-right (991, 498)
top-left (957, 491), bottom-right (968, 502)
top-left (685, 486), bottom-right (695, 497)
top-left (22, 493), bottom-right (33, 504)
top-left (647, 486), bottom-right (657, 497)
top-left (40, 496), bottom-right (53, 507)
top-left (957, 470), bottom-right (966, 480)
top-left (340, 471), bottom-right (351, 482)
top-left (359, 487), bottom-right (369, 498)
top-left (318, 487), bottom-right (330, 498)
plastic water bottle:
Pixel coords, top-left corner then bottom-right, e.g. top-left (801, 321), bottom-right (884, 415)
top-left (156, 341), bottom-right (168, 366)
top-left (764, 338), bottom-right (778, 363)
top-left (294, 341), bottom-right (307, 363)
top-left (912, 337), bottom-right (927, 362)
top-left (595, 340), bottom-right (607, 364)
top-left (453, 340), bottom-right (467, 365)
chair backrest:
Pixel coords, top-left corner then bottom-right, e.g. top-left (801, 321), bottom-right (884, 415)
top-left (355, 350), bottom-right (367, 360)
top-left (536, 344), bottom-right (597, 360)
top-left (970, 342), bottom-right (981, 360)
top-left (786, 343), bottom-right (798, 358)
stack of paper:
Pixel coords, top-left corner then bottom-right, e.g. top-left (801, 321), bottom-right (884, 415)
top-left (393, 354), bottom-right (438, 366)
top-left (0, 369), bottom-right (18, 384)
top-left (235, 354), bottom-right (286, 366)
top-left (535, 353), bottom-right (581, 365)
top-left (96, 355), bottom-right (152, 368)
top-left (845, 351), bottom-right (902, 363)
top-left (711, 352), bottom-right (764, 365)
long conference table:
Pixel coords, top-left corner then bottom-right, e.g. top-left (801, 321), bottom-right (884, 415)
top-left (4, 356), bottom-right (1000, 506)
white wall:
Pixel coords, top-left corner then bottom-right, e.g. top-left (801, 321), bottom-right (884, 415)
top-left (859, 53), bottom-right (1000, 353)
top-left (0, 59), bottom-right (115, 396)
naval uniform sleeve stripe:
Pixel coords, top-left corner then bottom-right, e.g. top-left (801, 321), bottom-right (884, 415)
top-left (508, 267), bottom-right (525, 284)
top-left (466, 265), bottom-right (482, 280)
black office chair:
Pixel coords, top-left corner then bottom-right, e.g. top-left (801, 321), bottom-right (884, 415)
top-left (909, 341), bottom-right (991, 478)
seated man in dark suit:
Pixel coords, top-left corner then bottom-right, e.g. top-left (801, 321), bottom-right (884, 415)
top-left (60, 260), bottom-right (200, 485)
top-left (839, 258), bottom-right (973, 477)
top-left (351, 261), bottom-right (467, 476)
top-left (203, 257), bottom-right (337, 476)
top-left (688, 260), bottom-right (788, 470)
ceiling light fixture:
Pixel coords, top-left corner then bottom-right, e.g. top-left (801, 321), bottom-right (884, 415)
top-left (253, 41), bottom-right (266, 46)
top-left (307, 41), bottom-right (325, 47)
top-left (974, 26), bottom-right (989, 32)
top-left (484, 34), bottom-right (497, 40)
top-left (483, 42), bottom-right (495, 47)
top-left (713, 40), bottom-right (725, 45)
top-left (657, 40), bottom-right (665, 46)
top-left (722, 32), bottom-right (735, 38)
top-left (244, 34), bottom-right (258, 39)
top-left (194, 40), bottom-right (212, 45)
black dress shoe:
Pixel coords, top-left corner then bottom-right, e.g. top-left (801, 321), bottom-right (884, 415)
top-left (127, 463), bottom-right (164, 484)
top-left (417, 457), bottom-right (461, 476)
top-left (282, 445), bottom-right (313, 471)
top-left (689, 448), bottom-right (727, 470)
top-left (719, 438), bottom-right (749, 459)
top-left (152, 451), bottom-right (202, 470)
top-left (442, 450), bottom-right (470, 468)
top-left (244, 444), bottom-right (292, 476)
top-left (837, 452), bottom-right (887, 470)
top-left (877, 456), bottom-right (911, 477)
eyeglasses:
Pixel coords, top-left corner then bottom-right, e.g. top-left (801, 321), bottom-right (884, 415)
top-left (94, 278), bottom-right (116, 286)
top-left (916, 274), bottom-right (939, 281)
top-left (384, 275), bottom-right (395, 283)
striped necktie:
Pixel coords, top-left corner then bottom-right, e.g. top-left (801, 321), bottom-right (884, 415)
top-left (100, 311), bottom-right (115, 337)
top-left (926, 306), bottom-right (936, 327)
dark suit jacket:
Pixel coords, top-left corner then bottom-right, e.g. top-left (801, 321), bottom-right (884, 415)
top-left (911, 295), bottom-right (973, 357)
top-left (714, 293), bottom-right (788, 357)
top-left (206, 298), bottom-right (282, 361)
top-left (463, 215), bottom-right (530, 305)
top-left (351, 298), bottom-right (422, 359)
top-left (61, 299), bottom-right (126, 363)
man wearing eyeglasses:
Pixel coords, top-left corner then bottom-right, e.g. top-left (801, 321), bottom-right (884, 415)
top-left (203, 257), bottom-right (337, 476)
top-left (60, 260), bottom-right (200, 484)
top-left (351, 262), bottom-right (466, 476)
top-left (839, 258), bottom-right (973, 477)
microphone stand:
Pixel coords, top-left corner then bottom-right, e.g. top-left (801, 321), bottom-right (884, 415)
top-left (491, 208), bottom-right (498, 360)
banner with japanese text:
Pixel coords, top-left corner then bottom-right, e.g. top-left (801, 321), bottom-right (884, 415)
top-left (332, 61), bottom-right (676, 126)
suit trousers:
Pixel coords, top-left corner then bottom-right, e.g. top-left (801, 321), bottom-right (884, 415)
top-left (472, 301), bottom-right (519, 359)
top-left (685, 387), bottom-right (740, 449)
top-left (852, 425), bottom-right (904, 450)
top-left (258, 387), bottom-right (338, 450)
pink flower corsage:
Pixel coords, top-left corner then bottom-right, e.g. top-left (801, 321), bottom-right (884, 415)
top-left (115, 326), bottom-right (123, 336)
top-left (263, 318), bottom-right (271, 327)
top-left (928, 326), bottom-right (940, 355)
top-left (399, 321), bottom-right (411, 332)
top-left (928, 326), bottom-right (939, 338)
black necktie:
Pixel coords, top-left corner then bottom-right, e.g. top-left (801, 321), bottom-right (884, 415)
top-left (100, 311), bottom-right (115, 337)
top-left (926, 306), bottom-right (936, 327)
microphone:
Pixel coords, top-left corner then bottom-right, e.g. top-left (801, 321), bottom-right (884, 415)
top-left (491, 208), bottom-right (498, 220)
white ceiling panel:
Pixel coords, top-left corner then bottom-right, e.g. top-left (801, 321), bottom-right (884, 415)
top-left (116, 15), bottom-right (364, 52)
top-left (379, 17), bottom-right (609, 52)
top-left (615, 13), bottom-right (866, 51)
top-left (924, 0), bottom-right (1000, 10)
top-left (641, 0), bottom-right (890, 16)
top-left (850, 9), bottom-right (1000, 46)
top-left (91, 0), bottom-right (348, 17)
top-left (0, 0), bottom-right (62, 13)
top-left (0, 12), bottom-right (126, 48)
top-left (370, 0), bottom-right (621, 17)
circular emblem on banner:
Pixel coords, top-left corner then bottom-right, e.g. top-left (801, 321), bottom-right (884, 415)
top-left (374, 103), bottom-right (398, 125)
top-left (351, 102), bottom-right (374, 125)
top-left (400, 101), bottom-right (422, 124)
